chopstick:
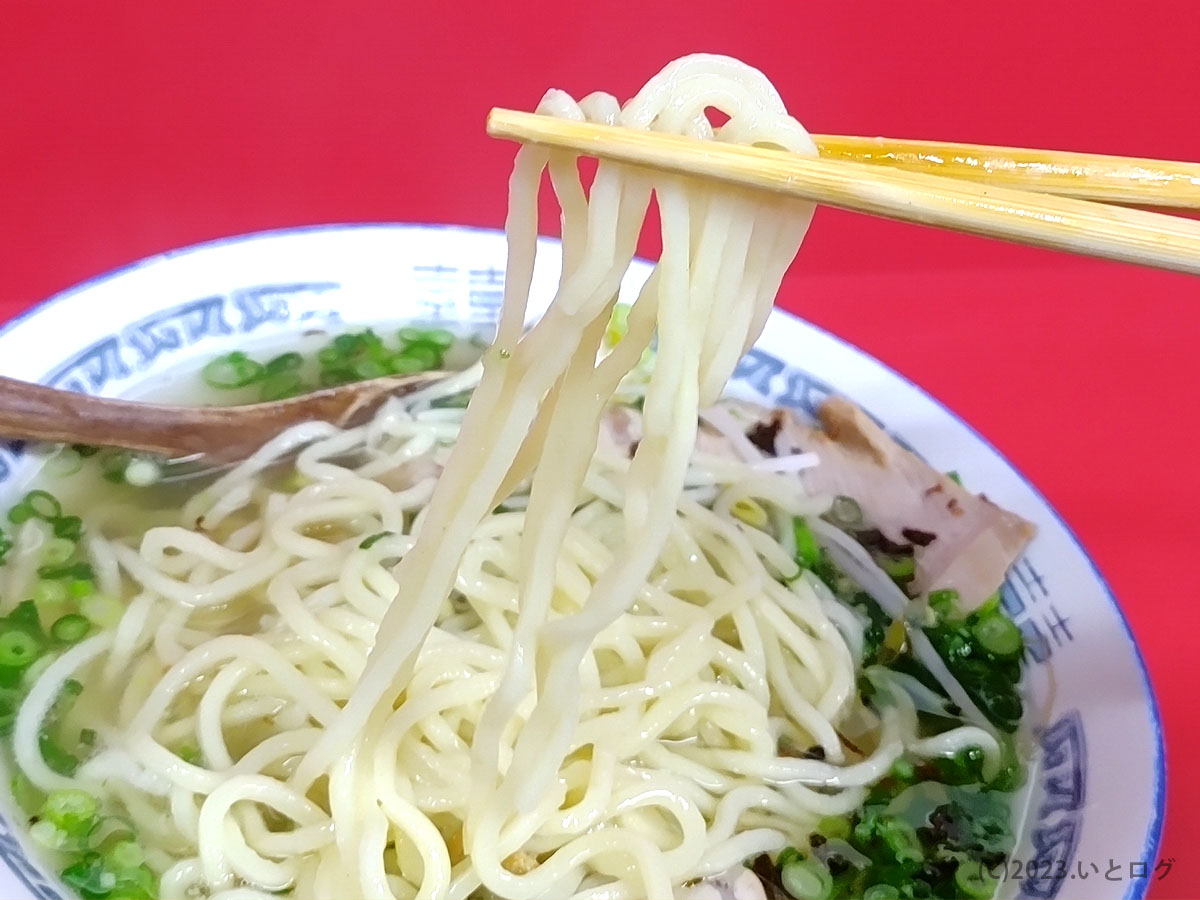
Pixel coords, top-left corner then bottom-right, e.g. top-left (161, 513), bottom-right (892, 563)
top-left (811, 135), bottom-right (1200, 209)
top-left (487, 108), bottom-right (1200, 276)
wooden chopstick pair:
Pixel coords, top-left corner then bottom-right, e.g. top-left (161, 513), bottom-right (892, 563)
top-left (487, 108), bottom-right (1200, 276)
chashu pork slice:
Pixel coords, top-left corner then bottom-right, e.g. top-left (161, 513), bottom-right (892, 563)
top-left (750, 396), bottom-right (1035, 610)
top-left (598, 395), bottom-right (1035, 611)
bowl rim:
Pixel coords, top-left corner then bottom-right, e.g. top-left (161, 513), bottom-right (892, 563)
top-left (0, 221), bottom-right (1165, 899)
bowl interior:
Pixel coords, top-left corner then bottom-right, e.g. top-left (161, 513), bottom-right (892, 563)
top-left (0, 223), bottom-right (1163, 900)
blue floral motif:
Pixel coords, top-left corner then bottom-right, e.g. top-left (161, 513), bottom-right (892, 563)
top-left (1021, 711), bottom-right (1087, 899)
top-left (38, 282), bottom-right (337, 398)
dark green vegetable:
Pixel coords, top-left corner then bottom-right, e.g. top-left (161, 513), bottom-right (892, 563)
top-left (53, 515), bottom-right (85, 541)
top-left (38, 561), bottom-right (95, 581)
top-left (359, 531), bottom-right (395, 550)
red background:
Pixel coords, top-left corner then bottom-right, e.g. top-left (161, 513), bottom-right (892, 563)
top-left (1, 2), bottom-right (1195, 895)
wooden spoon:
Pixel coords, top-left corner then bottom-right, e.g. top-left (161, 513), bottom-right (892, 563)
top-left (0, 372), bottom-right (448, 465)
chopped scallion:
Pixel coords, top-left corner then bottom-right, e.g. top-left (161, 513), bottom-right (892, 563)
top-left (52, 614), bottom-right (91, 644)
top-left (43, 789), bottom-right (98, 834)
top-left (41, 537), bottom-right (77, 567)
top-left (972, 614), bottom-right (1022, 659)
top-left (34, 580), bottom-right (70, 607)
top-left (792, 517), bottom-right (820, 570)
top-left (203, 351), bottom-right (265, 389)
top-left (24, 490), bottom-right (63, 521)
top-left (0, 630), bottom-right (41, 669)
top-left (955, 861), bottom-right (999, 899)
top-left (780, 855), bottom-right (833, 900)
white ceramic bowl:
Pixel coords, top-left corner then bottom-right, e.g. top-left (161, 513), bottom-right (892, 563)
top-left (0, 224), bottom-right (1163, 900)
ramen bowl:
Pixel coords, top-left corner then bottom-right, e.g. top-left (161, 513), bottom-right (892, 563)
top-left (0, 224), bottom-right (1163, 900)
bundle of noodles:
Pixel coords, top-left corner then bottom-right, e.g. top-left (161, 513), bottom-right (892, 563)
top-left (8, 55), bottom-right (1018, 900)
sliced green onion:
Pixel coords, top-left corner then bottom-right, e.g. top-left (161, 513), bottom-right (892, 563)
top-left (815, 815), bottom-right (851, 841)
top-left (792, 517), bottom-right (820, 570)
top-left (81, 593), bottom-right (124, 628)
top-left (387, 353), bottom-right (429, 375)
top-left (70, 578), bottom-right (97, 599)
top-left (0, 630), bottom-right (41, 668)
top-left (879, 554), bottom-right (916, 580)
top-left (10, 771), bottom-right (45, 815)
top-left (974, 592), bottom-right (1002, 618)
top-left (890, 755), bottom-right (915, 781)
top-left (176, 744), bottom-right (202, 765)
top-left (6, 600), bottom-right (42, 633)
top-left (396, 342), bottom-right (441, 370)
top-left (52, 515), bottom-right (84, 542)
top-left (955, 860), bottom-right (1000, 899)
top-left (422, 328), bottom-right (455, 350)
top-left (203, 351), bottom-right (265, 389)
top-left (862, 886), bottom-right (901, 900)
top-left (79, 727), bottom-right (97, 748)
top-left (605, 304), bottom-right (631, 347)
top-left (100, 450), bottom-right (132, 484)
top-left (52, 614), bottom-right (91, 643)
top-left (259, 371), bottom-right (307, 402)
top-left (71, 444), bottom-right (100, 458)
top-left (29, 819), bottom-right (70, 850)
top-left (34, 579), bottom-right (70, 607)
top-left (946, 470), bottom-right (962, 485)
top-left (105, 838), bottom-right (144, 870)
top-left (39, 732), bottom-right (79, 776)
top-left (60, 850), bottom-right (118, 897)
top-left (877, 815), bottom-right (923, 864)
top-left (6, 503), bottom-right (33, 525)
top-left (359, 531), bottom-right (395, 550)
top-left (928, 588), bottom-right (960, 623)
top-left (397, 326), bottom-right (425, 344)
top-left (828, 495), bottom-right (863, 528)
top-left (41, 537), bottom-right (77, 566)
top-left (42, 788), bottom-right (98, 833)
top-left (265, 351), bottom-right (304, 375)
top-left (24, 490), bottom-right (63, 521)
top-left (318, 367), bottom-right (353, 387)
top-left (38, 561), bottom-right (95, 581)
top-left (775, 846), bottom-right (802, 870)
top-left (45, 447), bottom-right (84, 478)
top-left (352, 358), bottom-right (388, 380)
top-left (780, 856), bottom-right (833, 900)
top-left (972, 614), bottom-right (1022, 659)
top-left (0, 531), bottom-right (12, 564)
